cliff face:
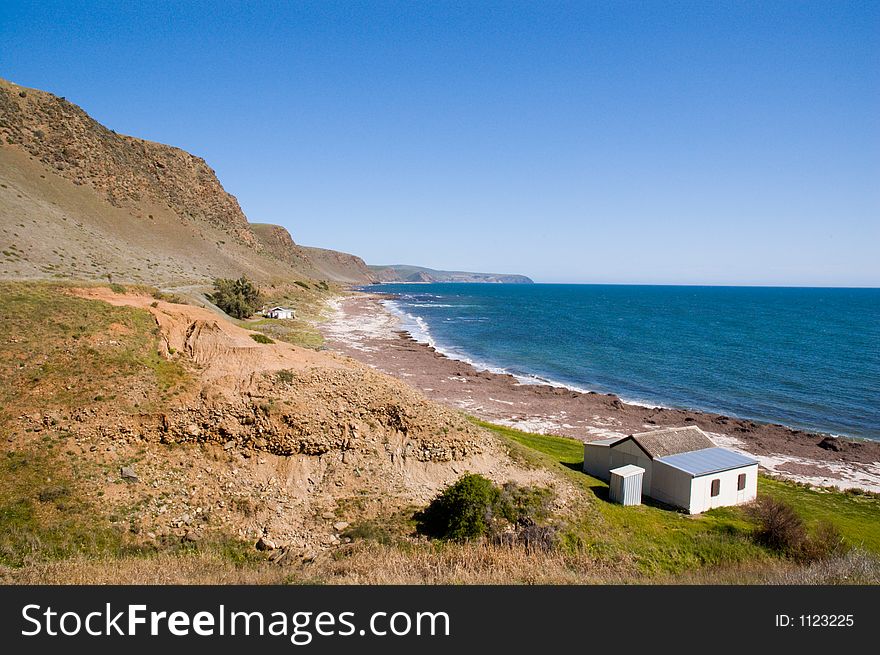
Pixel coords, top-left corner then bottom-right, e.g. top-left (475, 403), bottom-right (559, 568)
top-left (0, 79), bottom-right (255, 245)
top-left (250, 223), bottom-right (377, 283)
top-left (0, 78), bottom-right (374, 285)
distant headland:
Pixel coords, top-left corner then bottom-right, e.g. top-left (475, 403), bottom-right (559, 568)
top-left (368, 264), bottom-right (533, 284)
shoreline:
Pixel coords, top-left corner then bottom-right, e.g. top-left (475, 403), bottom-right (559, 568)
top-left (320, 293), bottom-right (880, 492)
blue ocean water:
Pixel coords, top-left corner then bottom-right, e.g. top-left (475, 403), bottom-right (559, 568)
top-left (362, 284), bottom-right (880, 440)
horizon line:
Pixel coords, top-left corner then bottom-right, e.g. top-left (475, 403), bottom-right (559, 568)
top-left (366, 280), bottom-right (880, 290)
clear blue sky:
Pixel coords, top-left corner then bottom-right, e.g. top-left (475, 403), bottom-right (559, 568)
top-left (2, 1), bottom-right (878, 285)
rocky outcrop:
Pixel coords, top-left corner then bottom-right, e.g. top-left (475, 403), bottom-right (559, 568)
top-left (151, 368), bottom-right (484, 463)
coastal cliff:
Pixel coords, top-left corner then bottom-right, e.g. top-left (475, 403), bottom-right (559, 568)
top-left (0, 77), bottom-right (374, 284)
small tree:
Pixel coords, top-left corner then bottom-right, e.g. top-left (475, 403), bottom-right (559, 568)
top-left (210, 276), bottom-right (263, 319)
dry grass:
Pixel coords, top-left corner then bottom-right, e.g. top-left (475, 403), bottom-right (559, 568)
top-left (0, 542), bottom-right (634, 585)
top-left (763, 549), bottom-right (880, 585)
top-left (295, 541), bottom-right (635, 585)
top-left (4, 536), bottom-right (876, 586)
top-left (0, 553), bottom-right (290, 585)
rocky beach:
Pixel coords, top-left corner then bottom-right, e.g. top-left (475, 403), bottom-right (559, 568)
top-left (321, 293), bottom-right (880, 492)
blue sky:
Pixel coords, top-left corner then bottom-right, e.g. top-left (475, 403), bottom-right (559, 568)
top-left (2, 1), bottom-right (878, 285)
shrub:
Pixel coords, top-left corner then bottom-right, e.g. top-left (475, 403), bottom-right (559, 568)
top-left (151, 290), bottom-right (185, 304)
top-left (294, 281), bottom-right (310, 289)
top-left (748, 496), bottom-right (847, 563)
top-left (496, 481), bottom-right (553, 524)
top-left (799, 521), bottom-right (848, 563)
top-left (37, 485), bottom-right (70, 503)
top-left (417, 475), bottom-right (557, 546)
top-left (209, 277), bottom-right (263, 319)
top-left (749, 496), bottom-right (806, 553)
top-left (250, 333), bottom-right (274, 344)
top-left (417, 474), bottom-right (500, 541)
top-left (495, 518), bottom-right (560, 552)
top-left (275, 369), bottom-right (296, 384)
top-left (342, 520), bottom-right (397, 546)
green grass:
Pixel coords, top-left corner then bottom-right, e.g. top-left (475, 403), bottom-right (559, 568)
top-left (0, 449), bottom-right (125, 567)
top-left (249, 333), bottom-right (274, 344)
top-left (246, 317), bottom-right (324, 349)
top-left (757, 477), bottom-right (880, 552)
top-left (0, 282), bottom-right (190, 419)
top-left (471, 418), bottom-right (880, 574)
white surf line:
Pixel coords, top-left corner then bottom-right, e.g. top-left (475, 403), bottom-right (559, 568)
top-left (321, 296), bottom-right (402, 352)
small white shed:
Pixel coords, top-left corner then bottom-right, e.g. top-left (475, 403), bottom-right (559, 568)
top-left (609, 465), bottom-right (644, 506)
top-left (266, 306), bottom-right (295, 320)
top-left (582, 426), bottom-right (758, 514)
top-left (582, 437), bottom-right (618, 481)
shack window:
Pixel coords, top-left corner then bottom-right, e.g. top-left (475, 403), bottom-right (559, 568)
top-left (737, 473), bottom-right (747, 491)
top-left (710, 479), bottom-right (720, 497)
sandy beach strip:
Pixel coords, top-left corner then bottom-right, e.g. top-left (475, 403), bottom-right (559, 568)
top-left (320, 293), bottom-right (880, 492)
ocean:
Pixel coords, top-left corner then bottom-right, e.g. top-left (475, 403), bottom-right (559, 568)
top-left (362, 283), bottom-right (880, 441)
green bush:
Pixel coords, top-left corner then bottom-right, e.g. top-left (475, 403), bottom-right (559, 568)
top-left (417, 474), bottom-right (500, 541)
top-left (250, 333), bottom-right (274, 344)
top-left (495, 481), bottom-right (553, 524)
top-left (416, 474), bottom-right (556, 545)
top-left (209, 277), bottom-right (263, 319)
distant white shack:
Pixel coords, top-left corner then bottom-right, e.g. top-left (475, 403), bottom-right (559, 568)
top-left (265, 306), bottom-right (295, 320)
top-left (583, 426), bottom-right (758, 514)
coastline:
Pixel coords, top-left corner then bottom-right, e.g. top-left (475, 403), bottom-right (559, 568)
top-left (320, 293), bottom-right (880, 493)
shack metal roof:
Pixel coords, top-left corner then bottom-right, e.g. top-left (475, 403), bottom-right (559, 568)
top-left (584, 437), bottom-right (623, 447)
top-left (657, 447), bottom-right (758, 477)
top-left (629, 426), bottom-right (715, 458)
top-left (609, 464), bottom-right (645, 478)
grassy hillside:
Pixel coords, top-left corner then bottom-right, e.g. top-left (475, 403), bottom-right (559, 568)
top-left (240, 279), bottom-right (340, 349)
top-left (0, 281), bottom-right (187, 566)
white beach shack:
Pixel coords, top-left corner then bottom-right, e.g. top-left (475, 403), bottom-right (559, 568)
top-left (583, 426), bottom-right (758, 514)
top-left (266, 306), bottom-right (295, 320)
